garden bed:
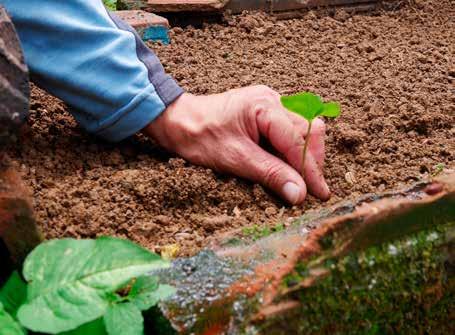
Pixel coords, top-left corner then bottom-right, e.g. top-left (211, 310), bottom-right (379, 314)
top-left (7, 0), bottom-right (454, 256)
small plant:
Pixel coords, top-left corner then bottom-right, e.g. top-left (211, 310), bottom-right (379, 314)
top-left (103, 0), bottom-right (117, 11)
top-left (431, 163), bottom-right (445, 177)
top-left (281, 92), bottom-right (341, 177)
top-left (242, 223), bottom-right (285, 241)
top-left (0, 237), bottom-right (175, 335)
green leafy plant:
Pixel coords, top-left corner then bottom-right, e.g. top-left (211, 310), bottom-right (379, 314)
top-left (0, 237), bottom-right (175, 335)
top-left (103, 0), bottom-right (117, 11)
top-left (0, 302), bottom-right (24, 335)
top-left (431, 163), bottom-right (445, 177)
top-left (242, 223), bottom-right (285, 241)
top-left (281, 92), bottom-right (341, 177)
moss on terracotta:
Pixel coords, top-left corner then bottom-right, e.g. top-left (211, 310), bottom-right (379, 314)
top-left (259, 223), bottom-right (454, 334)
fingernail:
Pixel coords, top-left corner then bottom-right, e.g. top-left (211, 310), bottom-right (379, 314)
top-left (322, 180), bottom-right (331, 200)
top-left (282, 182), bottom-right (301, 204)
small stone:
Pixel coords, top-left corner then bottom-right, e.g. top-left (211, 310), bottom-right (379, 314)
top-left (233, 206), bottom-right (242, 218)
top-left (301, 227), bottom-right (310, 235)
top-left (175, 232), bottom-right (192, 240)
top-left (345, 171), bottom-right (357, 185)
top-left (265, 207), bottom-right (277, 217)
top-left (365, 45), bottom-right (375, 53)
top-left (173, 27), bottom-right (183, 34)
top-left (155, 215), bottom-right (171, 225)
top-left (105, 150), bottom-right (124, 166)
top-left (368, 53), bottom-right (384, 62)
top-left (202, 215), bottom-right (232, 232)
top-left (278, 207), bottom-right (285, 218)
top-left (168, 158), bottom-right (185, 168)
top-left (414, 0), bottom-right (425, 9)
top-left (334, 9), bottom-right (350, 22)
top-left (356, 42), bottom-right (375, 53)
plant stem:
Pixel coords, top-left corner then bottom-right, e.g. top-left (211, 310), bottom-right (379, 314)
top-left (301, 120), bottom-right (312, 178)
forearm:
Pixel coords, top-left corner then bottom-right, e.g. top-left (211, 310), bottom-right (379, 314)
top-left (2, 0), bottom-right (183, 141)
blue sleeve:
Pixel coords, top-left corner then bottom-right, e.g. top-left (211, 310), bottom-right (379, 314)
top-left (1, 0), bottom-right (184, 142)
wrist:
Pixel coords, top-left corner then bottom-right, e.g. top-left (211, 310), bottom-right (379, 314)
top-left (143, 92), bottom-right (194, 145)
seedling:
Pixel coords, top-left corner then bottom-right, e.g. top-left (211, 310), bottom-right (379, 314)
top-left (281, 92), bottom-right (341, 177)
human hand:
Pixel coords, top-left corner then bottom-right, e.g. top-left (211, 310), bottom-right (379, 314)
top-left (143, 85), bottom-right (330, 205)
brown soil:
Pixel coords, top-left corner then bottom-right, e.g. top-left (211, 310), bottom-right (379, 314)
top-left (7, 0), bottom-right (454, 256)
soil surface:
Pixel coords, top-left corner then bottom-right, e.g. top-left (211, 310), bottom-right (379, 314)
top-left (7, 0), bottom-right (454, 256)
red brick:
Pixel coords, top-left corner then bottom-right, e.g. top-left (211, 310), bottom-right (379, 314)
top-left (0, 160), bottom-right (42, 269)
top-left (115, 10), bottom-right (169, 30)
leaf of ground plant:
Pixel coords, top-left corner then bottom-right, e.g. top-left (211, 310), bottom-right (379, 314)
top-left (104, 303), bottom-right (143, 335)
top-left (280, 92), bottom-right (324, 121)
top-left (0, 302), bottom-right (25, 335)
top-left (0, 271), bottom-right (27, 318)
top-left (319, 102), bottom-right (341, 118)
top-left (129, 276), bottom-right (176, 311)
top-left (103, 0), bottom-right (117, 11)
top-left (17, 237), bottom-right (170, 334)
top-left (61, 318), bottom-right (107, 335)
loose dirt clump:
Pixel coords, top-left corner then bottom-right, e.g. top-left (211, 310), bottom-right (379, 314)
top-left (7, 0), bottom-right (454, 256)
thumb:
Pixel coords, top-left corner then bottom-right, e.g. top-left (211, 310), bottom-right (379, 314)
top-left (238, 141), bottom-right (307, 204)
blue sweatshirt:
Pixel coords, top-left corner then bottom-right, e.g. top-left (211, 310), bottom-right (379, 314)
top-left (1, 0), bottom-right (184, 142)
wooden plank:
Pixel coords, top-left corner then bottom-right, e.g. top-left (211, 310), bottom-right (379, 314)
top-left (148, 0), bottom-right (228, 11)
top-left (227, 0), bottom-right (379, 13)
top-left (273, 3), bottom-right (378, 19)
top-left (120, 0), bottom-right (381, 13)
top-left (119, 0), bottom-right (229, 12)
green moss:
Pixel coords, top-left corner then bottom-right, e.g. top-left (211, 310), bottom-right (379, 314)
top-left (264, 223), bottom-right (454, 334)
top-left (241, 223), bottom-right (285, 241)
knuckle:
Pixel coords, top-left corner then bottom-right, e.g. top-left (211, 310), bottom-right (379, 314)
top-left (262, 162), bottom-right (286, 186)
top-left (253, 85), bottom-right (278, 98)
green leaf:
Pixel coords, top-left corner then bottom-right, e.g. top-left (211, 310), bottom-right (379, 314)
top-left (17, 237), bottom-right (169, 334)
top-left (61, 318), bottom-right (107, 335)
top-left (0, 272), bottom-right (27, 318)
top-left (0, 302), bottom-right (25, 335)
top-left (19, 283), bottom-right (106, 334)
top-left (129, 276), bottom-right (159, 300)
top-left (103, 0), bottom-right (117, 11)
top-left (320, 102), bottom-right (341, 118)
top-left (281, 92), bottom-right (324, 121)
top-left (129, 276), bottom-right (176, 311)
top-left (104, 303), bottom-right (143, 335)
